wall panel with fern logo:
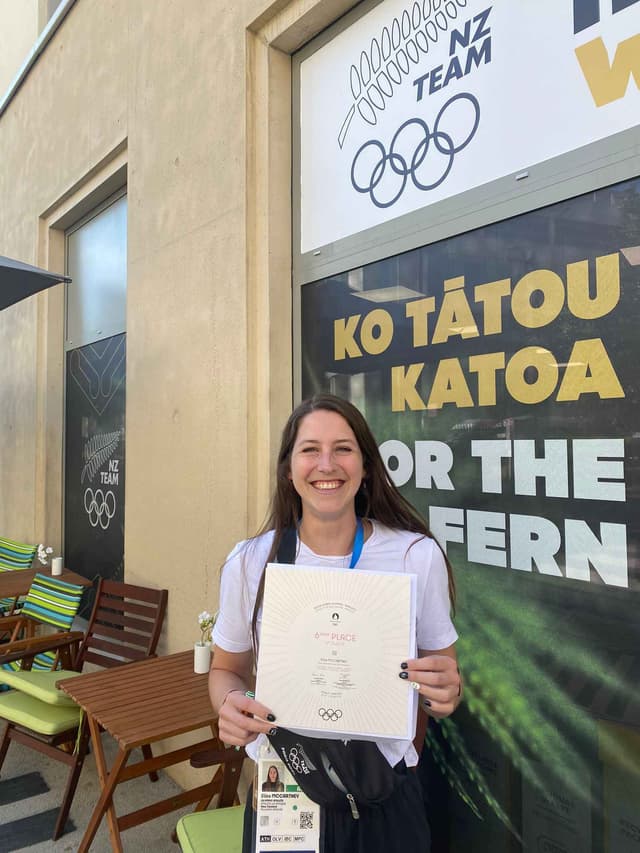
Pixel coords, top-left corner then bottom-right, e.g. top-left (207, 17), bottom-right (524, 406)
top-left (300, 178), bottom-right (640, 853)
top-left (64, 333), bottom-right (125, 584)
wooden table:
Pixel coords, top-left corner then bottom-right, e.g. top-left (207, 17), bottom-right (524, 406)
top-left (0, 567), bottom-right (92, 598)
top-left (57, 650), bottom-right (228, 852)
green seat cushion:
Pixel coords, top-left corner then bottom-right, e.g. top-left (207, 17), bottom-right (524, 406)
top-left (0, 669), bottom-right (79, 705)
top-left (0, 690), bottom-right (81, 734)
top-left (176, 805), bottom-right (244, 853)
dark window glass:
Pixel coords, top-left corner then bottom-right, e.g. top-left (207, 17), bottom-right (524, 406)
top-left (301, 177), bottom-right (640, 852)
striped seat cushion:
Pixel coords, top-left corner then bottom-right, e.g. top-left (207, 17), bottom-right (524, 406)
top-left (0, 537), bottom-right (37, 614)
top-left (20, 574), bottom-right (84, 629)
top-left (1, 574), bottom-right (84, 676)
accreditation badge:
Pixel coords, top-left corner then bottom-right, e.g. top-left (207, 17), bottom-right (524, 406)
top-left (255, 741), bottom-right (321, 853)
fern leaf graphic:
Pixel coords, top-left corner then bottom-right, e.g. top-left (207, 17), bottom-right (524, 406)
top-left (81, 431), bottom-right (121, 483)
top-left (337, 0), bottom-right (468, 148)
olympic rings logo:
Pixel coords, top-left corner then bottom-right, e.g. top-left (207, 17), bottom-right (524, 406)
top-left (83, 488), bottom-right (116, 530)
top-left (350, 92), bottom-right (480, 209)
top-left (287, 747), bottom-right (308, 774)
top-left (318, 707), bottom-right (343, 722)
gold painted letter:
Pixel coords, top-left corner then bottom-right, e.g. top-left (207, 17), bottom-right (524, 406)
top-left (505, 347), bottom-right (559, 404)
top-left (512, 270), bottom-right (565, 329)
top-left (334, 315), bottom-right (362, 360)
top-left (360, 309), bottom-right (394, 355)
top-left (392, 364), bottom-right (427, 411)
top-left (566, 253), bottom-right (620, 319)
top-left (432, 278), bottom-right (480, 344)
top-left (575, 34), bottom-right (640, 108)
top-left (469, 352), bottom-right (506, 406)
top-left (557, 338), bottom-right (625, 401)
top-left (427, 358), bottom-right (474, 410)
top-left (474, 279), bottom-right (511, 335)
top-left (406, 297), bottom-right (436, 347)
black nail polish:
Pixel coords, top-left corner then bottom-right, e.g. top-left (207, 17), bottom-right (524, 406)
top-left (269, 727), bottom-right (278, 736)
top-left (266, 713), bottom-right (276, 722)
top-left (423, 698), bottom-right (432, 707)
top-left (400, 662), bottom-right (408, 669)
top-left (399, 671), bottom-right (409, 679)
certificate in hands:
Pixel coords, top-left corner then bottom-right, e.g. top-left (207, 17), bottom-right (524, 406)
top-left (255, 564), bottom-right (418, 741)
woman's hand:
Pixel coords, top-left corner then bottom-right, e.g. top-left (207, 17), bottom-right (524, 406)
top-left (209, 647), bottom-right (277, 747)
top-left (217, 688), bottom-right (278, 747)
top-left (400, 646), bottom-right (461, 718)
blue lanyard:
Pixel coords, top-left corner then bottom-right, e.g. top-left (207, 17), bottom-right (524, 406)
top-left (349, 518), bottom-right (364, 569)
top-left (295, 518), bottom-right (364, 567)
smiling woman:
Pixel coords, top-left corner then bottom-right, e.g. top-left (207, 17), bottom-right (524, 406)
top-left (208, 393), bottom-right (461, 853)
top-left (288, 409), bottom-right (366, 535)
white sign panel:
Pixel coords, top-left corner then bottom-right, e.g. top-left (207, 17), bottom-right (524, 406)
top-left (299, 0), bottom-right (640, 252)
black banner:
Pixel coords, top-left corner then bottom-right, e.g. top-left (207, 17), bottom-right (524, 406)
top-left (64, 333), bottom-right (125, 584)
top-left (301, 178), bottom-right (640, 852)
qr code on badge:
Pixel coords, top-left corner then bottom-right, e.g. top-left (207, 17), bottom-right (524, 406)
top-left (299, 811), bottom-right (314, 830)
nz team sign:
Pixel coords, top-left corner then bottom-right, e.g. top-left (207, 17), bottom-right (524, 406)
top-left (299, 0), bottom-right (640, 252)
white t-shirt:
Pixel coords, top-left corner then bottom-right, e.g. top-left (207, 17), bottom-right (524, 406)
top-left (212, 520), bottom-right (458, 767)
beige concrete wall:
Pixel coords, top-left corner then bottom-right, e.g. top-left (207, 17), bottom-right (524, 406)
top-left (0, 0), bottom-right (358, 788)
top-left (0, 0), bottom-right (38, 96)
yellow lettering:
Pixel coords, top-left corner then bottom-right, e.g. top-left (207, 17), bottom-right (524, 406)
top-left (505, 347), bottom-right (559, 404)
top-left (334, 315), bottom-right (362, 360)
top-left (360, 309), bottom-right (393, 355)
top-left (427, 358), bottom-right (474, 410)
top-left (469, 352), bottom-right (506, 406)
top-left (443, 276), bottom-right (465, 292)
top-left (566, 253), bottom-right (620, 319)
top-left (512, 269), bottom-right (565, 329)
top-left (405, 297), bottom-right (436, 347)
top-left (474, 279), bottom-right (511, 335)
top-left (392, 364), bottom-right (426, 411)
top-left (432, 282), bottom-right (480, 344)
top-left (575, 34), bottom-right (640, 108)
top-left (556, 338), bottom-right (625, 401)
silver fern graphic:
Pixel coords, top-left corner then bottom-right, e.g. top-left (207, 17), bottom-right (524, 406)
top-left (81, 430), bottom-right (122, 484)
top-left (337, 0), bottom-right (468, 148)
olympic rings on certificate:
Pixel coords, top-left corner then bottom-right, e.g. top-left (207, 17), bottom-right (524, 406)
top-left (318, 707), bottom-right (343, 722)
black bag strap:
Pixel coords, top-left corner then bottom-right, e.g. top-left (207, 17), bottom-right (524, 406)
top-left (276, 527), bottom-right (297, 564)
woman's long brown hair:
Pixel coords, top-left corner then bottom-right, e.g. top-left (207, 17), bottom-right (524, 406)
top-left (247, 394), bottom-right (456, 654)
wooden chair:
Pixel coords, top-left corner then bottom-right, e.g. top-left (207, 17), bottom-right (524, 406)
top-left (0, 573), bottom-right (85, 673)
top-left (0, 578), bottom-right (168, 840)
top-left (0, 537), bottom-right (37, 622)
top-left (175, 745), bottom-right (245, 852)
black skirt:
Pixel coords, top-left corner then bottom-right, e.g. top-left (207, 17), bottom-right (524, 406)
top-left (242, 762), bottom-right (431, 853)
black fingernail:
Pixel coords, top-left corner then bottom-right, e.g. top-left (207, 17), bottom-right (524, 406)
top-left (423, 698), bottom-right (432, 707)
top-left (399, 671), bottom-right (408, 679)
top-left (269, 727), bottom-right (278, 736)
top-left (266, 713), bottom-right (276, 722)
top-left (400, 662), bottom-right (408, 669)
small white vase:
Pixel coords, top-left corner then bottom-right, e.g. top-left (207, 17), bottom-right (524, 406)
top-left (51, 557), bottom-right (63, 576)
top-left (194, 642), bottom-right (211, 674)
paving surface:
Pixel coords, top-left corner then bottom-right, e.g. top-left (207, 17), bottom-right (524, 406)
top-left (0, 722), bottom-right (196, 852)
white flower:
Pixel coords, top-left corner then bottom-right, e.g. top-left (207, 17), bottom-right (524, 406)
top-left (197, 610), bottom-right (216, 645)
top-left (37, 544), bottom-right (53, 565)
